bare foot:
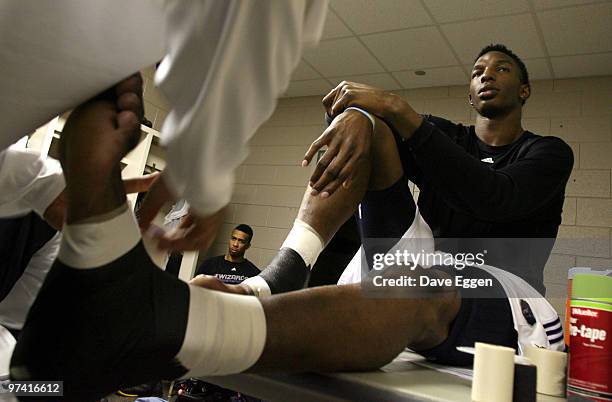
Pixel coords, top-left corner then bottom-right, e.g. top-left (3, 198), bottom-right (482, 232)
top-left (114, 73), bottom-right (144, 122)
top-left (59, 83), bottom-right (142, 223)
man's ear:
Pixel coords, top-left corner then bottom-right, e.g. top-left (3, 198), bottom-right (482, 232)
top-left (468, 93), bottom-right (473, 105)
top-left (520, 84), bottom-right (531, 102)
top-left (245, 242), bottom-right (251, 250)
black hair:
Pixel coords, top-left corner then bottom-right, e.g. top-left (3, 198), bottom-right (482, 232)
top-left (234, 224), bottom-right (253, 243)
top-left (475, 44), bottom-right (530, 86)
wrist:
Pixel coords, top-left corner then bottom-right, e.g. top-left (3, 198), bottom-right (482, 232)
top-left (387, 95), bottom-right (422, 140)
top-left (344, 107), bottom-right (375, 131)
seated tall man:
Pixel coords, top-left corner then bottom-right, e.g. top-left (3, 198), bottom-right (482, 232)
top-left (303, 44), bottom-right (574, 297)
top-left (11, 46), bottom-right (566, 402)
top-left (195, 224), bottom-right (259, 284)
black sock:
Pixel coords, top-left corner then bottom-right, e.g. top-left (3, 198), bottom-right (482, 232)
top-left (259, 247), bottom-right (310, 294)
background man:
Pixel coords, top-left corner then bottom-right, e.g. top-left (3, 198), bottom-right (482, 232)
top-left (195, 224), bottom-right (259, 284)
top-left (190, 223), bottom-right (260, 401)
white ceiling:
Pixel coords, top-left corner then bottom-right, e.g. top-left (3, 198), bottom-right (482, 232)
top-left (283, 0), bottom-right (612, 97)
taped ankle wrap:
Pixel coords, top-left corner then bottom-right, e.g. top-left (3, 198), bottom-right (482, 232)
top-left (177, 286), bottom-right (266, 377)
top-left (281, 219), bottom-right (324, 267)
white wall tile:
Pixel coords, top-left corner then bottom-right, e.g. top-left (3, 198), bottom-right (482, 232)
top-left (577, 198), bottom-right (612, 227)
top-left (224, 203), bottom-right (237, 223)
top-left (267, 206), bottom-right (299, 229)
top-left (242, 165), bottom-right (278, 185)
top-left (234, 204), bottom-right (270, 227)
top-left (523, 118), bottom-right (550, 135)
top-left (275, 166), bottom-right (312, 186)
top-left (550, 117), bottom-right (611, 142)
top-left (250, 126), bottom-right (323, 147)
top-left (523, 91), bottom-right (582, 118)
top-left (544, 254), bottom-right (576, 285)
top-left (530, 79), bottom-right (554, 93)
top-left (251, 227), bottom-right (289, 250)
top-left (252, 185), bottom-right (305, 207)
top-left (562, 197), bottom-right (577, 226)
top-left (566, 170), bottom-right (611, 198)
top-left (448, 85), bottom-right (470, 98)
top-left (580, 143), bottom-right (612, 169)
top-left (231, 184), bottom-right (258, 204)
top-left (404, 86), bottom-right (449, 100)
top-left (553, 76), bottom-right (612, 93)
top-left (581, 90), bottom-right (612, 117)
top-left (235, 166), bottom-right (246, 184)
top-left (245, 247), bottom-right (263, 268)
top-left (259, 248), bottom-right (281, 268)
top-left (278, 96), bottom-right (322, 109)
top-left (554, 226), bottom-right (610, 258)
top-left (545, 283), bottom-right (567, 316)
top-left (423, 98), bottom-right (471, 121)
top-left (567, 142), bottom-right (579, 169)
top-left (244, 146), bottom-right (306, 166)
top-left (575, 256), bottom-right (612, 270)
top-left (265, 108), bottom-right (308, 126)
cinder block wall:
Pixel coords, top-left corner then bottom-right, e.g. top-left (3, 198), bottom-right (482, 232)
top-left (207, 76), bottom-right (611, 319)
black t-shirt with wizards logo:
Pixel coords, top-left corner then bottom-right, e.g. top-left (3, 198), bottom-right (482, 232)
top-left (195, 255), bottom-right (260, 284)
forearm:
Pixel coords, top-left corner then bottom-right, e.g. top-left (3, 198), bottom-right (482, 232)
top-left (383, 94), bottom-right (423, 141)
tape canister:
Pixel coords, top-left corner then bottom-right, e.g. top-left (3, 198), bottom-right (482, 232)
top-left (524, 346), bottom-right (567, 396)
top-left (567, 273), bottom-right (612, 401)
top-left (472, 342), bottom-right (515, 402)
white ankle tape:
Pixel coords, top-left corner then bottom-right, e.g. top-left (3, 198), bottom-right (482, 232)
top-left (281, 219), bottom-right (324, 268)
top-left (242, 275), bottom-right (272, 298)
top-left (177, 286), bottom-right (266, 376)
top-left (58, 204), bottom-right (141, 269)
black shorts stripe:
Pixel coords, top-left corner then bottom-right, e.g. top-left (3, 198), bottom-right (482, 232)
top-left (543, 318), bottom-right (561, 329)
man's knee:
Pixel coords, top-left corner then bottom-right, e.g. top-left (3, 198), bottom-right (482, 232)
top-left (410, 289), bottom-right (461, 351)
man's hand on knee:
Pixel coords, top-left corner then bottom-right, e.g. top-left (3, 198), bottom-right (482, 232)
top-left (303, 109), bottom-right (373, 198)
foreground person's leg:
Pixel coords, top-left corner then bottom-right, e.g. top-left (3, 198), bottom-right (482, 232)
top-left (10, 97), bottom-right (265, 401)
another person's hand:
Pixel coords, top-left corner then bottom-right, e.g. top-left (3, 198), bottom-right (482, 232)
top-left (137, 173), bottom-right (226, 252)
top-left (189, 274), bottom-right (250, 295)
top-left (42, 173), bottom-right (160, 230)
top-left (302, 109), bottom-right (373, 197)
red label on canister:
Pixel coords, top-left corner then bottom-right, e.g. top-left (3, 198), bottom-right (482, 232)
top-left (568, 304), bottom-right (612, 401)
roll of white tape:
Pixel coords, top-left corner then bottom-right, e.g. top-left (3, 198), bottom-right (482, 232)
top-left (524, 346), bottom-right (567, 397)
top-left (472, 342), bottom-right (515, 402)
